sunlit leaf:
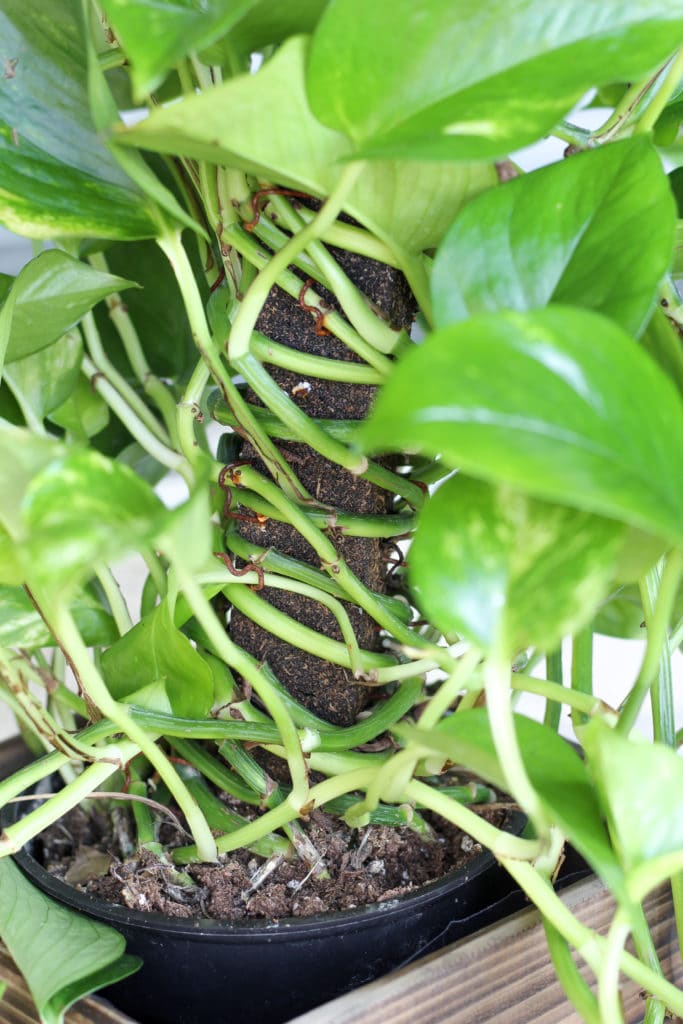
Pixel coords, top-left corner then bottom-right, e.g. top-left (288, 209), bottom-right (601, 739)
top-left (0, 857), bottom-right (139, 1024)
top-left (409, 475), bottom-right (623, 653)
top-left (308, 0), bottom-right (683, 160)
top-left (432, 138), bottom-right (675, 338)
top-left (361, 307), bottom-right (683, 546)
top-left (116, 37), bottom-right (496, 253)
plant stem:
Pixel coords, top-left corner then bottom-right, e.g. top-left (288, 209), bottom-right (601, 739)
top-left (635, 49), bottom-right (683, 135)
top-left (483, 643), bottom-right (550, 838)
top-left (640, 562), bottom-right (676, 746)
top-left (544, 648), bottom-right (563, 730)
top-left (543, 921), bottom-right (601, 1024)
top-left (228, 162), bottom-right (365, 362)
top-left (618, 549), bottom-right (683, 735)
top-left (570, 627), bottom-right (593, 734)
top-left (597, 910), bottom-right (630, 1024)
top-left (30, 591), bottom-right (218, 862)
top-left (417, 647), bottom-right (480, 728)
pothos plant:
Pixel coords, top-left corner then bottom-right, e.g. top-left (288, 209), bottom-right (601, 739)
top-left (0, 1), bottom-right (682, 1022)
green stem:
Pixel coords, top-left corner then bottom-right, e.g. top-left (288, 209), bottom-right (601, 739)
top-left (618, 549), bottom-right (683, 735)
top-left (228, 162), bottom-right (365, 362)
top-left (640, 562), bottom-right (676, 746)
top-left (510, 673), bottom-right (616, 723)
top-left (171, 567), bottom-right (309, 810)
top-left (81, 356), bottom-right (185, 475)
top-left (483, 643), bottom-right (550, 837)
top-left (544, 648), bottom-right (563, 730)
top-left (544, 921), bottom-right (601, 1024)
top-left (31, 592), bottom-right (218, 862)
top-left (597, 910), bottom-right (630, 1024)
top-left (417, 647), bottom-right (480, 729)
top-left (635, 49), bottom-right (683, 135)
top-left (570, 627), bottom-right (593, 733)
top-left (504, 860), bottom-right (683, 1017)
top-left (249, 333), bottom-right (383, 383)
top-left (0, 740), bottom-right (140, 855)
top-left (95, 565), bottom-right (132, 635)
top-left (405, 778), bottom-right (543, 860)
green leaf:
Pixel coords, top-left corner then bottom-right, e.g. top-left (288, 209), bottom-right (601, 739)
top-left (4, 332), bottom-right (83, 421)
top-left (116, 36), bottom-right (496, 253)
top-left (20, 449), bottom-right (168, 590)
top-left (0, 0), bottom-right (157, 238)
top-left (360, 307), bottom-right (683, 546)
top-left (48, 376), bottom-right (110, 442)
top-left (0, 584), bottom-right (117, 648)
top-left (0, 251), bottom-right (136, 364)
top-left (0, 423), bottom-right (64, 538)
top-left (583, 720), bottom-right (683, 890)
top-left (99, 0), bottom-right (259, 97)
top-left (307, 0), bottom-right (683, 160)
top-left (409, 475), bottom-right (623, 653)
top-left (399, 708), bottom-right (624, 895)
top-left (641, 307), bottom-right (683, 397)
top-left (101, 599), bottom-right (214, 717)
top-left (432, 138), bottom-right (675, 338)
top-left (0, 856), bottom-right (140, 1024)
top-left (201, 0), bottom-right (328, 65)
top-left (592, 586), bottom-right (645, 640)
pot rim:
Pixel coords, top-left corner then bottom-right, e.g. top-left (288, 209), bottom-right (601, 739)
top-left (13, 808), bottom-right (526, 942)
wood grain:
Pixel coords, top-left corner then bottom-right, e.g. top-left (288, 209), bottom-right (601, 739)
top-left (291, 878), bottom-right (681, 1024)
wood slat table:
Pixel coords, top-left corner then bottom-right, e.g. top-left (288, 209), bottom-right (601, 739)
top-left (1, 736), bottom-right (680, 1023)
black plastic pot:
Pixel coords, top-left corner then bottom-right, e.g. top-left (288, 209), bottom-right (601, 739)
top-left (13, 810), bottom-right (528, 1024)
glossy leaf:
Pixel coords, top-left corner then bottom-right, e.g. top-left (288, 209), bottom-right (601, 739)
top-left (202, 0), bottom-right (328, 65)
top-left (409, 475), bottom-right (623, 653)
top-left (101, 600), bottom-right (214, 718)
top-left (399, 708), bottom-right (624, 895)
top-left (641, 307), bottom-right (683, 397)
top-left (0, 857), bottom-right (139, 1024)
top-left (431, 138), bottom-right (675, 338)
top-left (583, 720), bottom-right (683, 887)
top-left (117, 37), bottom-right (496, 253)
top-left (361, 307), bottom-right (683, 546)
top-left (307, 0), bottom-right (683, 160)
top-left (99, 0), bottom-right (258, 97)
top-left (48, 376), bottom-right (110, 442)
top-left (20, 449), bottom-right (167, 589)
top-left (0, 0), bottom-right (156, 238)
top-left (0, 584), bottom-right (117, 648)
top-left (0, 251), bottom-right (135, 364)
top-left (4, 332), bottom-right (83, 421)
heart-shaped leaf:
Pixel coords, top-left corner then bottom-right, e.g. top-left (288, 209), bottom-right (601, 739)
top-left (0, 251), bottom-right (135, 364)
top-left (116, 36), bottom-right (496, 253)
top-left (432, 138), bottom-right (675, 338)
top-left (101, 600), bottom-right (214, 717)
top-left (4, 332), bottom-right (82, 421)
top-left (0, 0), bottom-right (157, 239)
top-left (20, 449), bottom-right (168, 589)
top-left (409, 475), bottom-right (624, 653)
top-left (361, 307), bottom-right (683, 546)
top-left (0, 857), bottom-right (139, 1024)
top-left (307, 0), bottom-right (683, 160)
top-left (583, 720), bottom-right (683, 892)
top-left (99, 0), bottom-right (259, 98)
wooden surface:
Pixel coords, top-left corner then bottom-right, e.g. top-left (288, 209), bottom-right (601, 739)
top-left (292, 878), bottom-right (681, 1024)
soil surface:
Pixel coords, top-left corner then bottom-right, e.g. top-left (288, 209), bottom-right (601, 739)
top-left (36, 800), bottom-right (512, 921)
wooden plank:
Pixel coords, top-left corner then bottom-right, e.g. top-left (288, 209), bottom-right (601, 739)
top-left (291, 878), bottom-right (681, 1024)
